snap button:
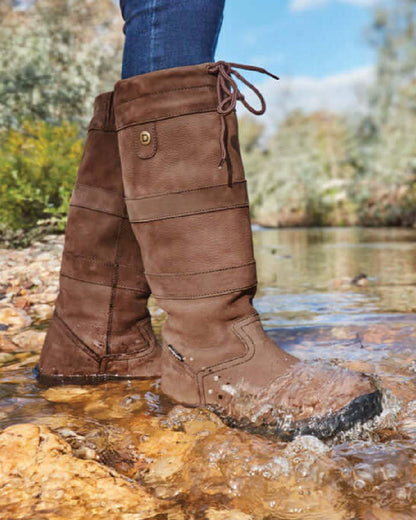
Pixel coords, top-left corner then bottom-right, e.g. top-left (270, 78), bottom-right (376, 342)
top-left (134, 123), bottom-right (157, 159)
top-left (140, 130), bottom-right (151, 145)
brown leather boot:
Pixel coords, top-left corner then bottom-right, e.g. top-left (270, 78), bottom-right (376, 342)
top-left (37, 92), bottom-right (161, 384)
top-left (114, 62), bottom-right (382, 439)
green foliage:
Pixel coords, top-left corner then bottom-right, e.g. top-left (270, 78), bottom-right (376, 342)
top-left (1, 0), bottom-right (416, 245)
top-left (0, 120), bottom-right (82, 233)
top-left (241, 112), bottom-right (358, 226)
top-left (0, 0), bottom-right (120, 244)
top-left (0, 0), bottom-right (122, 131)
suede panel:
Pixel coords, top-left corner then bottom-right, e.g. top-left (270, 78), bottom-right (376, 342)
top-left (146, 262), bottom-right (257, 299)
top-left (137, 208), bottom-right (256, 276)
top-left (71, 184), bottom-right (125, 218)
top-left (118, 111), bottom-right (245, 199)
top-left (38, 92), bottom-right (161, 380)
top-left (55, 276), bottom-right (111, 354)
top-left (126, 181), bottom-right (248, 223)
top-left (40, 317), bottom-right (100, 377)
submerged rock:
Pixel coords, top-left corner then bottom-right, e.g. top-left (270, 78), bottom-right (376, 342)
top-left (0, 306), bottom-right (31, 333)
top-left (0, 233), bottom-right (416, 519)
top-left (0, 423), bottom-right (167, 519)
top-left (11, 329), bottom-right (46, 352)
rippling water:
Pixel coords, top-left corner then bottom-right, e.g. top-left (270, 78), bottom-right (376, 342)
top-left (0, 227), bottom-right (415, 519)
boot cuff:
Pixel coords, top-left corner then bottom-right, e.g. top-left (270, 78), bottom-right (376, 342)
top-left (89, 91), bottom-right (116, 132)
top-left (113, 63), bottom-right (218, 130)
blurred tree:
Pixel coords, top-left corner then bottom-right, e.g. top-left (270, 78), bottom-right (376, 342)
top-left (353, 0), bottom-right (416, 226)
top-left (368, 0), bottom-right (416, 124)
top-left (241, 111), bottom-right (356, 226)
top-left (0, 0), bottom-right (123, 131)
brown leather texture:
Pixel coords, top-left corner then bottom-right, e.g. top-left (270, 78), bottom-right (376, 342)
top-left (114, 63), bottom-right (379, 429)
top-left (38, 92), bottom-right (160, 380)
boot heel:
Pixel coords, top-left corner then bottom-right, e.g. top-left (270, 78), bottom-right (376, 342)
top-left (38, 316), bottom-right (100, 384)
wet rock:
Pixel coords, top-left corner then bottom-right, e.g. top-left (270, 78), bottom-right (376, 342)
top-left (0, 351), bottom-right (39, 371)
top-left (162, 405), bottom-right (224, 435)
top-left (0, 352), bottom-right (14, 366)
top-left (30, 303), bottom-right (54, 323)
top-left (137, 419), bottom-right (196, 485)
top-left (12, 329), bottom-right (46, 352)
top-left (0, 306), bottom-right (31, 333)
top-left (0, 424), bottom-right (164, 519)
top-left (42, 381), bottom-right (154, 420)
top-left (27, 292), bottom-right (57, 305)
top-left (206, 510), bottom-right (253, 520)
top-left (123, 406), bottom-right (350, 518)
top-left (42, 385), bottom-right (96, 403)
top-left (350, 273), bottom-right (369, 287)
top-left (0, 335), bottom-right (16, 352)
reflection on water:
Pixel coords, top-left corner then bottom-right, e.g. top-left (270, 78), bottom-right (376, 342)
top-left (255, 227), bottom-right (416, 325)
top-left (0, 228), bottom-right (415, 519)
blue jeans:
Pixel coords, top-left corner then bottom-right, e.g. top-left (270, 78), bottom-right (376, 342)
top-left (120, 0), bottom-right (225, 79)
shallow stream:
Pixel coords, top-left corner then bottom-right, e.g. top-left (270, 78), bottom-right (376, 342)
top-left (0, 227), bottom-right (415, 519)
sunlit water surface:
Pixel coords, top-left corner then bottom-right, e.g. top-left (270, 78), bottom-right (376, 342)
top-left (0, 227), bottom-right (415, 519)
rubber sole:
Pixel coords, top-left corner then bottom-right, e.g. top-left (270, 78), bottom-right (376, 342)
top-left (33, 365), bottom-right (160, 386)
top-left (212, 390), bottom-right (383, 441)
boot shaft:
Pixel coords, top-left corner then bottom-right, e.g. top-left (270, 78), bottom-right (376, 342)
top-left (113, 63), bottom-right (282, 406)
top-left (39, 92), bottom-right (160, 381)
top-left (114, 64), bottom-right (257, 302)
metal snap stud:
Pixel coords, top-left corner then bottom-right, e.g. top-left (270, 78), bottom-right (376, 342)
top-left (140, 130), bottom-right (151, 145)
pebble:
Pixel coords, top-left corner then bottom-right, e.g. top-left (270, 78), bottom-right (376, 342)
top-left (12, 330), bottom-right (46, 352)
top-left (29, 303), bottom-right (53, 323)
top-left (43, 386), bottom-right (92, 403)
top-left (0, 307), bottom-right (31, 333)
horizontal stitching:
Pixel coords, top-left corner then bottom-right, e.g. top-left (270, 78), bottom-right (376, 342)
top-left (116, 283), bottom-right (149, 293)
top-left (76, 183), bottom-right (124, 197)
top-left (153, 283), bottom-right (257, 300)
top-left (60, 273), bottom-right (149, 294)
top-left (117, 83), bottom-right (215, 106)
top-left (69, 203), bottom-right (125, 219)
top-left (116, 107), bottom-right (218, 132)
top-left (63, 251), bottom-right (139, 269)
top-left (63, 252), bottom-right (114, 268)
top-left (61, 272), bottom-right (112, 288)
top-left (130, 203), bottom-right (249, 223)
top-left (125, 180), bottom-right (246, 202)
top-left (101, 348), bottom-right (153, 362)
top-left (88, 127), bottom-right (116, 134)
top-left (145, 261), bottom-right (255, 278)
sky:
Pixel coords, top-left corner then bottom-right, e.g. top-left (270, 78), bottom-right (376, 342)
top-left (216, 0), bottom-right (379, 119)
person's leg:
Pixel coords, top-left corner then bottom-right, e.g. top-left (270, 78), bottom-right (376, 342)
top-left (114, 2), bottom-right (382, 439)
top-left (120, 0), bottom-right (225, 79)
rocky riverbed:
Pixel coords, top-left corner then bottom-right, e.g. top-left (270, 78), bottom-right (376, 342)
top-left (0, 230), bottom-right (415, 519)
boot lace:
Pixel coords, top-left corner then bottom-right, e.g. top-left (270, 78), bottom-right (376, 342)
top-left (207, 61), bottom-right (279, 168)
